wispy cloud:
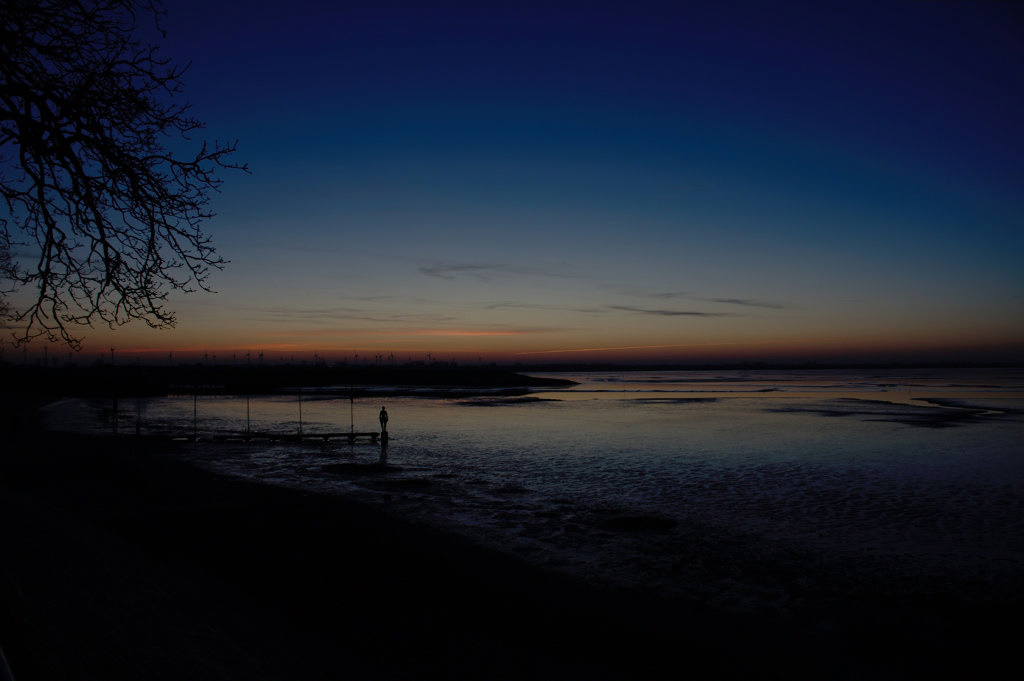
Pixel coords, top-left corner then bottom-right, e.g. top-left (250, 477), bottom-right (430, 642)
top-left (642, 291), bottom-right (690, 299)
top-left (421, 264), bottom-right (500, 281)
top-left (259, 325), bottom-right (555, 339)
top-left (403, 327), bottom-right (550, 337)
top-left (513, 339), bottom-right (799, 356)
top-left (628, 291), bottom-right (787, 311)
top-left (420, 262), bottom-right (578, 281)
top-left (234, 304), bottom-right (457, 325)
top-left (240, 305), bottom-right (377, 323)
top-left (487, 300), bottom-right (740, 317)
top-left (702, 297), bottom-right (787, 310)
top-left (485, 301), bottom-right (608, 314)
top-left (608, 305), bottom-right (731, 317)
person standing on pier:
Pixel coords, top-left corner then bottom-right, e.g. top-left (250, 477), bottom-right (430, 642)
top-left (379, 406), bottom-right (389, 434)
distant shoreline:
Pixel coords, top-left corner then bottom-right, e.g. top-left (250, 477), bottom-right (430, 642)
top-left (0, 363), bottom-right (576, 399)
top-left (520, 360), bottom-right (1024, 372)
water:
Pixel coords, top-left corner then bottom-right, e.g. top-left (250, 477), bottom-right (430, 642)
top-left (44, 368), bottom-right (1024, 612)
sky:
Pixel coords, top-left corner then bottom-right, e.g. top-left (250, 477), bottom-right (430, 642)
top-left (24, 0), bottom-right (1024, 364)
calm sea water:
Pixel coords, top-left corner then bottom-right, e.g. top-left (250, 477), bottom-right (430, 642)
top-left (45, 368), bottom-right (1024, 610)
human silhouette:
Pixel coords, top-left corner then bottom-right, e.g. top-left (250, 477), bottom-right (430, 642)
top-left (379, 406), bottom-right (388, 434)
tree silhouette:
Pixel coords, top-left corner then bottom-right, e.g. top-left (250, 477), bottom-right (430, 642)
top-left (0, 0), bottom-right (245, 347)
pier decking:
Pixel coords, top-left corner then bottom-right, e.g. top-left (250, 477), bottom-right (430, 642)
top-left (196, 431), bottom-right (383, 443)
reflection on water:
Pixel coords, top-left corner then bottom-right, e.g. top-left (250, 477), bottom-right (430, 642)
top-left (43, 369), bottom-right (1024, 610)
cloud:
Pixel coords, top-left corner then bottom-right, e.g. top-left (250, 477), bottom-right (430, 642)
top-left (259, 325), bottom-right (557, 340)
top-left (420, 263), bottom-right (501, 281)
top-left (607, 305), bottom-right (731, 317)
top-left (629, 291), bottom-right (787, 311)
top-left (643, 291), bottom-right (690, 299)
top-left (420, 262), bottom-right (578, 281)
top-left (513, 339), bottom-right (799, 356)
top-left (403, 327), bottom-right (552, 337)
top-left (703, 297), bottom-right (787, 310)
top-left (485, 301), bottom-right (608, 314)
top-left (487, 300), bottom-right (740, 317)
top-left (234, 304), bottom-right (457, 325)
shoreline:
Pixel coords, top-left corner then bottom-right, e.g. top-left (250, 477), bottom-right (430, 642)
top-left (2, 417), bottom-right (1021, 678)
top-left (0, 427), bottom-right (760, 680)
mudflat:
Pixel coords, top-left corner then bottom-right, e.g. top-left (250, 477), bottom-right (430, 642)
top-left (1, 413), bottom-right (1017, 679)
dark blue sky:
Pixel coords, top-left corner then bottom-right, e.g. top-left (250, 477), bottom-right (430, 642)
top-left (100, 0), bottom-right (1024, 362)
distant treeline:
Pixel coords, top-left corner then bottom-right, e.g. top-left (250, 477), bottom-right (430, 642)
top-left (0, 362), bottom-right (576, 398)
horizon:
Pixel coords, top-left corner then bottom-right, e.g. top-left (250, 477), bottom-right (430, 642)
top-left (6, 346), bottom-right (1024, 369)
top-left (4, 1), bottom-right (1023, 366)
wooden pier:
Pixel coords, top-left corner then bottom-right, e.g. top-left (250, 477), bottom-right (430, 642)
top-left (203, 431), bottom-right (383, 444)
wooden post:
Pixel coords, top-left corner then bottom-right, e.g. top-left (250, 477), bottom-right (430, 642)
top-left (378, 431), bottom-right (388, 467)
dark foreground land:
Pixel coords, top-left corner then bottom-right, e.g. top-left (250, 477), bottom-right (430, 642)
top-left (1, 405), bottom-right (1019, 680)
top-left (1, 363), bottom-right (576, 400)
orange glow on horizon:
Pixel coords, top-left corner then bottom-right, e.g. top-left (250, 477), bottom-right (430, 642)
top-left (512, 339), bottom-right (804, 356)
top-left (29, 335), bottom-right (1021, 366)
top-left (14, 317), bottom-right (1024, 365)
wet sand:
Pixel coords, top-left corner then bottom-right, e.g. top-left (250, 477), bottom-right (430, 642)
top-left (1, 412), bottom-right (1019, 679)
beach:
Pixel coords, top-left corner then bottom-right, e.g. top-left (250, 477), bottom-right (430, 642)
top-left (0, 430), bottom-right (770, 680)
top-left (2, 387), bottom-right (1022, 680)
top-left (0, 399), bottom-right (732, 680)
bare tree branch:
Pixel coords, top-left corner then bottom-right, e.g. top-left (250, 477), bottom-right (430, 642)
top-left (0, 0), bottom-right (247, 348)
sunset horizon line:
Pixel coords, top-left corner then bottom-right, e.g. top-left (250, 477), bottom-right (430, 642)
top-left (6, 342), bottom-right (1022, 369)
